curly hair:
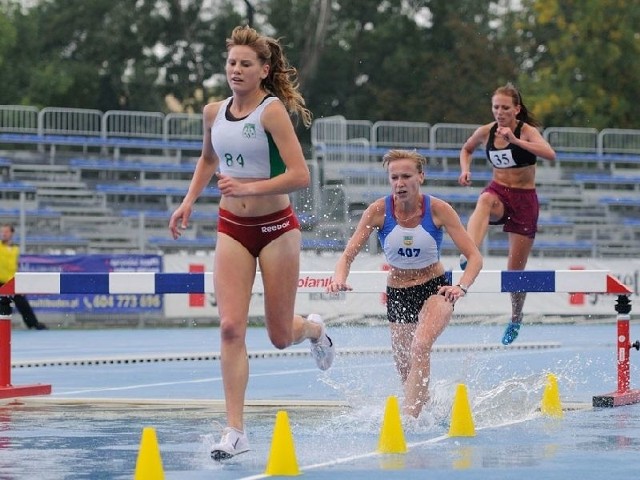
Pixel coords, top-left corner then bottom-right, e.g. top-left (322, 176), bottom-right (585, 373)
top-left (226, 25), bottom-right (312, 128)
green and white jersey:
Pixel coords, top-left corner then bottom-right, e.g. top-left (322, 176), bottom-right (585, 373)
top-left (211, 96), bottom-right (285, 179)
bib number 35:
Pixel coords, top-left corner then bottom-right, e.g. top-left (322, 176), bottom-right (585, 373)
top-left (489, 149), bottom-right (516, 168)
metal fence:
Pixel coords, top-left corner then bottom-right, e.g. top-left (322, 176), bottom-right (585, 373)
top-left (0, 106), bottom-right (38, 134)
top-left (372, 120), bottom-right (431, 149)
top-left (0, 105), bottom-right (202, 143)
top-left (3, 105), bottom-right (640, 159)
top-left (103, 110), bottom-right (165, 139)
top-left (430, 123), bottom-right (480, 150)
top-left (164, 113), bottom-right (203, 141)
top-left (543, 127), bottom-right (599, 153)
top-left (598, 128), bottom-right (640, 154)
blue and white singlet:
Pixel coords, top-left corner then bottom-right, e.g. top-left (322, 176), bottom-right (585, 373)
top-left (377, 195), bottom-right (443, 269)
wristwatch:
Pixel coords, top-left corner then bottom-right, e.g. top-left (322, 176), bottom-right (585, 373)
top-left (456, 283), bottom-right (469, 294)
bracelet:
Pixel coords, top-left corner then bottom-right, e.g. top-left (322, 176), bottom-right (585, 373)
top-left (456, 284), bottom-right (468, 294)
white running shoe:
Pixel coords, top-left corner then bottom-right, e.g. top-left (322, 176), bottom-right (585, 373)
top-left (210, 427), bottom-right (250, 461)
top-left (307, 313), bottom-right (335, 371)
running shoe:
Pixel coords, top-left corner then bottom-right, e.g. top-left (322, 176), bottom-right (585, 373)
top-left (210, 427), bottom-right (250, 461)
top-left (502, 322), bottom-right (522, 345)
top-left (459, 254), bottom-right (467, 271)
top-left (307, 313), bottom-right (335, 371)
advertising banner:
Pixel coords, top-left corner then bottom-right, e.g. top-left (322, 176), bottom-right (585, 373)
top-left (19, 254), bottom-right (163, 313)
top-left (163, 253), bottom-right (640, 321)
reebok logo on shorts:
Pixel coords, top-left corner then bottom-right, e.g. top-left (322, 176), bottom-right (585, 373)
top-left (262, 220), bottom-right (290, 233)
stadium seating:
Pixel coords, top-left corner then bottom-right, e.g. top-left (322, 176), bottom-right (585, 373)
top-left (1, 105), bottom-right (639, 257)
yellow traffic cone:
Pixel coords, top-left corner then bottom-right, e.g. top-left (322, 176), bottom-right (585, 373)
top-left (541, 373), bottom-right (563, 418)
top-left (134, 427), bottom-right (164, 480)
top-left (377, 395), bottom-right (407, 454)
top-left (264, 411), bottom-right (301, 476)
top-left (448, 384), bottom-right (475, 437)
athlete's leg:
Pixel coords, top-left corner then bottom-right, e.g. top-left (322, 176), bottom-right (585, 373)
top-left (501, 232), bottom-right (534, 345)
top-left (403, 295), bottom-right (453, 417)
top-left (466, 191), bottom-right (504, 247)
top-left (260, 229), bottom-right (334, 369)
top-left (259, 228), bottom-right (320, 346)
top-left (214, 233), bottom-right (256, 432)
top-left (390, 322), bottom-right (417, 384)
top-left (461, 191), bottom-right (504, 269)
top-left (507, 232), bottom-right (534, 320)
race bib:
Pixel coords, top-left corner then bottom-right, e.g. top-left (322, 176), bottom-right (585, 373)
top-left (488, 149), bottom-right (517, 168)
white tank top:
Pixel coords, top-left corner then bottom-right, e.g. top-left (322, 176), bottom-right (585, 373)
top-left (211, 96), bottom-right (285, 179)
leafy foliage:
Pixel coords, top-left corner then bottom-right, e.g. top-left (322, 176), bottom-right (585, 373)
top-left (509, 0), bottom-right (640, 128)
top-left (0, 0), bottom-right (638, 129)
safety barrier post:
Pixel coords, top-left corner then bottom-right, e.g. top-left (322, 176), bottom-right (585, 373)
top-left (0, 309), bottom-right (11, 387)
top-left (593, 295), bottom-right (640, 407)
top-left (0, 296), bottom-right (51, 399)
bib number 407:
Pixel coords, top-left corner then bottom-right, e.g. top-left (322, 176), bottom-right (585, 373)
top-left (397, 247), bottom-right (420, 257)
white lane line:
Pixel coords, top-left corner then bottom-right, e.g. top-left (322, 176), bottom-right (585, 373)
top-left (237, 415), bottom-right (540, 480)
top-left (52, 361), bottom-right (393, 396)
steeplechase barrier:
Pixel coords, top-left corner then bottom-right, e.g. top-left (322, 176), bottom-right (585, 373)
top-left (0, 297), bottom-right (52, 398)
top-left (0, 269), bottom-right (631, 295)
top-left (0, 269), bottom-right (635, 406)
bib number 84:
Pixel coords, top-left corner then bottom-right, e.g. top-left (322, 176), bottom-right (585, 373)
top-left (224, 153), bottom-right (245, 167)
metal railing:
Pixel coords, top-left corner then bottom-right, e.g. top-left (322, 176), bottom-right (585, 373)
top-left (0, 106), bottom-right (38, 134)
top-left (430, 123), bottom-right (480, 150)
top-left (543, 127), bottom-right (598, 153)
top-left (372, 120), bottom-right (431, 149)
top-left (103, 110), bottom-right (164, 139)
top-left (2, 105), bottom-right (640, 160)
top-left (39, 107), bottom-right (102, 137)
top-left (598, 128), bottom-right (640, 154)
top-left (164, 113), bottom-right (203, 141)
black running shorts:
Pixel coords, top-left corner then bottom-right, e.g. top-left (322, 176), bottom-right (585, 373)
top-left (386, 275), bottom-right (449, 324)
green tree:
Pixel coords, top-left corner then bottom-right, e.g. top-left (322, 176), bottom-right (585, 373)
top-left (0, 0), bottom-right (160, 110)
top-left (511, 0), bottom-right (640, 129)
top-left (408, 0), bottom-right (518, 124)
top-left (263, 0), bottom-right (517, 125)
top-left (0, 5), bottom-right (16, 68)
top-left (0, 2), bottom-right (37, 105)
top-left (0, 0), bottom-right (246, 112)
top-left (147, 0), bottom-right (244, 112)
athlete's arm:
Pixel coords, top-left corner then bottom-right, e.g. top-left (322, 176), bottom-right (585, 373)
top-left (515, 124), bottom-right (556, 161)
top-left (459, 124), bottom-right (489, 186)
top-left (431, 197), bottom-right (482, 288)
top-left (328, 199), bottom-right (385, 293)
top-left (169, 102), bottom-right (221, 237)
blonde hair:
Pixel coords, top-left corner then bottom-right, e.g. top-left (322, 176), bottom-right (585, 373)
top-left (227, 25), bottom-right (312, 128)
top-left (382, 149), bottom-right (426, 173)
